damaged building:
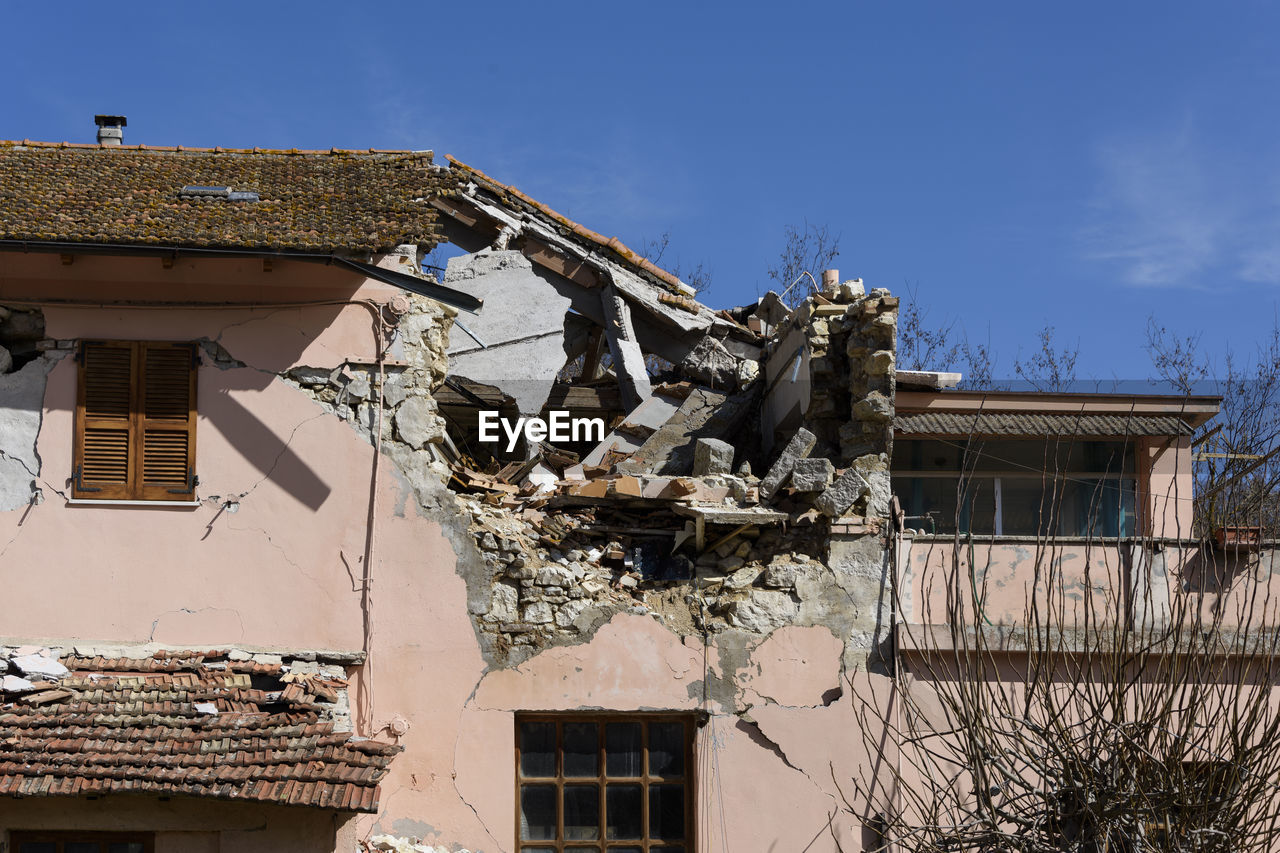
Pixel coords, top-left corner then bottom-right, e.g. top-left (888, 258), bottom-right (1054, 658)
top-left (0, 119), bottom-right (1227, 852)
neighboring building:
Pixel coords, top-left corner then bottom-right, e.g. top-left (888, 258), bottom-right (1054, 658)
top-left (891, 387), bottom-right (1223, 628)
top-left (0, 119), bottom-right (1243, 853)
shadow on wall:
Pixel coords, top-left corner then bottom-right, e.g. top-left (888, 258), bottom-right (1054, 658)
top-left (209, 368), bottom-right (333, 511)
top-left (17, 299), bottom-right (368, 513)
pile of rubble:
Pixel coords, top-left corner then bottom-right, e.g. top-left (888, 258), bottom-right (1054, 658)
top-left (433, 280), bottom-right (898, 657)
top-left (277, 265), bottom-right (898, 661)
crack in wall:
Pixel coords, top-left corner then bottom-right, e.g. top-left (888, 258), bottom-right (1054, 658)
top-left (147, 606), bottom-right (246, 645)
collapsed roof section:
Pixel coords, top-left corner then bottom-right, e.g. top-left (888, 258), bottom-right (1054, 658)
top-left (428, 157), bottom-right (765, 423)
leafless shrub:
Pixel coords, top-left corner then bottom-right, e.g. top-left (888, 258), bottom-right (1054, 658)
top-left (1147, 319), bottom-right (1280, 535)
top-left (767, 221), bottom-right (841, 308)
top-left (854, 451), bottom-right (1280, 852)
top-left (640, 231), bottom-right (713, 297)
top-left (1013, 325), bottom-right (1080, 393)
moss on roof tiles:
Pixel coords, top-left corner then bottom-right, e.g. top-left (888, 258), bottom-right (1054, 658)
top-left (0, 142), bottom-right (460, 254)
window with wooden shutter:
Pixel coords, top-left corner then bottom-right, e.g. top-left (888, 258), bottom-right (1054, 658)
top-left (74, 341), bottom-right (198, 501)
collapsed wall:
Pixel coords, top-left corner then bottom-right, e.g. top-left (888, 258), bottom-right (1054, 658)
top-left (272, 256), bottom-right (897, 679)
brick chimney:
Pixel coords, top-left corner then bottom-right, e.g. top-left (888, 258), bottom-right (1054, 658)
top-left (94, 115), bottom-right (127, 146)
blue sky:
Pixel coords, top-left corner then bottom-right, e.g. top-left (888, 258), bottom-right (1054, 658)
top-left (6, 1), bottom-right (1280, 382)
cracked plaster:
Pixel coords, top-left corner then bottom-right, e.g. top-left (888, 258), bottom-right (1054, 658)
top-left (0, 257), bottom-right (901, 851)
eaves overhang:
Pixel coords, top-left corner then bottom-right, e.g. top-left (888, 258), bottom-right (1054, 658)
top-left (0, 239), bottom-right (483, 313)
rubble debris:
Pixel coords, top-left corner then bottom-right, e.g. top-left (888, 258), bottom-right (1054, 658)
top-left (815, 465), bottom-right (872, 518)
top-left (693, 438), bottom-right (735, 476)
top-left (617, 387), bottom-right (757, 476)
top-left (760, 427), bottom-right (818, 500)
top-left (583, 390), bottom-right (685, 467)
top-left (790, 457), bottom-right (835, 492)
top-left (11, 653), bottom-right (68, 679)
top-left (601, 278), bottom-right (654, 411)
top-left (680, 334), bottom-right (745, 390)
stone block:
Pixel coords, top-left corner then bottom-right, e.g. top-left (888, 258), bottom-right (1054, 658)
top-left (489, 584), bottom-right (519, 622)
top-left (395, 396), bottom-right (444, 449)
top-left (727, 590), bottom-right (797, 632)
top-left (815, 467), bottom-right (871, 518)
top-left (851, 391), bottom-right (892, 423)
top-left (556, 599), bottom-right (591, 627)
top-left (866, 350), bottom-right (894, 375)
top-left (760, 428), bottom-right (817, 500)
top-left (680, 335), bottom-right (739, 389)
top-left (790, 457), bottom-right (835, 491)
top-left (693, 439), bottom-right (735, 476)
top-left (536, 566), bottom-right (575, 586)
top-left (761, 559), bottom-right (798, 589)
top-left (522, 602), bottom-right (553, 624)
top-left (723, 564), bottom-right (760, 589)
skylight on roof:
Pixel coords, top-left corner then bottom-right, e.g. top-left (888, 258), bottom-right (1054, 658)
top-left (178, 186), bottom-right (259, 202)
top-left (180, 186), bottom-right (230, 197)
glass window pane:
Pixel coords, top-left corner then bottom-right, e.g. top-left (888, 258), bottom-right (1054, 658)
top-left (649, 722), bottom-right (685, 776)
top-left (606, 722), bottom-right (643, 777)
top-left (1000, 477), bottom-right (1048, 536)
top-left (521, 848), bottom-right (557, 853)
top-left (19, 846), bottom-right (57, 853)
top-left (893, 439), bottom-right (964, 472)
top-left (650, 783), bottom-right (685, 839)
top-left (520, 722), bottom-right (556, 778)
top-left (564, 784), bottom-right (600, 840)
top-left (521, 784), bottom-right (557, 841)
top-left (1060, 477), bottom-right (1135, 537)
top-left (606, 783), bottom-right (643, 839)
top-left (67, 846), bottom-right (101, 853)
top-left (609, 848), bottom-right (644, 853)
top-left (893, 477), bottom-right (994, 535)
top-left (563, 721), bottom-right (599, 777)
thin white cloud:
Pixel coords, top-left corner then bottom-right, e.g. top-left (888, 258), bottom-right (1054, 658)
top-left (1084, 121), bottom-right (1280, 288)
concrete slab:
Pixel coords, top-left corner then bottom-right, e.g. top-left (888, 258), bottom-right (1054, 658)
top-left (444, 250), bottom-right (574, 416)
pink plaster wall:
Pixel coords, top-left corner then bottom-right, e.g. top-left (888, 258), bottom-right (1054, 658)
top-left (901, 537), bottom-right (1131, 626)
top-left (0, 256), bottom-right (889, 852)
top-left (0, 798), bottom-right (355, 853)
top-left (1140, 435), bottom-right (1195, 538)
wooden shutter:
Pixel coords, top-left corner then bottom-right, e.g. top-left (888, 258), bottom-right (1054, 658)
top-left (74, 341), bottom-right (198, 501)
top-left (137, 342), bottom-right (198, 500)
top-left (75, 341), bottom-right (135, 499)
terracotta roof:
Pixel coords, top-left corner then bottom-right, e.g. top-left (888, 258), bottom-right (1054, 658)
top-left (0, 650), bottom-right (397, 812)
top-left (894, 411), bottom-right (1195, 437)
top-left (445, 155), bottom-right (685, 292)
top-left (0, 140), bottom-right (459, 254)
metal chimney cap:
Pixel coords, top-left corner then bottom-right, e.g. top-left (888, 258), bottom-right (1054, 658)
top-left (94, 115), bottom-right (127, 128)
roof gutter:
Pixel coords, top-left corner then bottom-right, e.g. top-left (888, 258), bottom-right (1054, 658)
top-left (0, 240), bottom-right (483, 313)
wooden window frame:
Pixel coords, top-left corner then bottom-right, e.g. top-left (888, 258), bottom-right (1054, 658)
top-left (10, 831), bottom-right (156, 853)
top-left (516, 713), bottom-right (696, 853)
top-left (73, 340), bottom-right (199, 502)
